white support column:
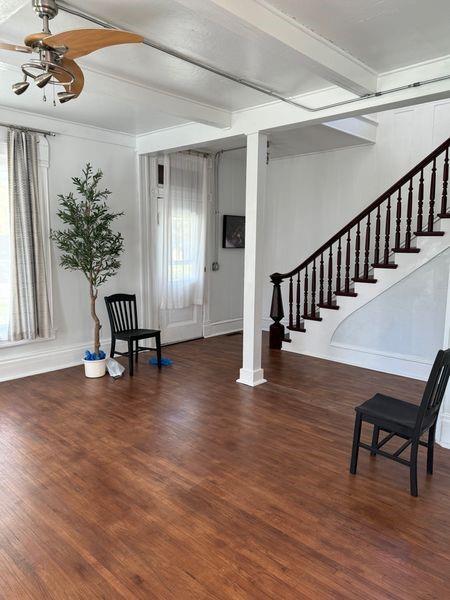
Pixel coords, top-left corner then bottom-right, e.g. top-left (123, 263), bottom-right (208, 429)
top-left (237, 132), bottom-right (267, 387)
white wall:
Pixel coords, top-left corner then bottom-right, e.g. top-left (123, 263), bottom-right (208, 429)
top-left (204, 148), bottom-right (246, 337)
top-left (0, 121), bottom-right (139, 381)
top-left (263, 98), bottom-right (450, 335)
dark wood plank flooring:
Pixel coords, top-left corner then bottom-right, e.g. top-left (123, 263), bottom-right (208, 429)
top-left (0, 333), bottom-right (449, 599)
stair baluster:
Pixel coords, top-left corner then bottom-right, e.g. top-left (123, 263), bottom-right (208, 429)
top-left (405, 178), bottom-right (413, 248)
top-left (303, 266), bottom-right (309, 318)
top-left (440, 148), bottom-right (449, 217)
top-left (363, 213), bottom-right (371, 279)
top-left (384, 197), bottom-right (391, 264)
top-left (296, 274), bottom-right (301, 329)
top-left (354, 223), bottom-right (361, 280)
top-left (344, 229), bottom-right (351, 293)
top-left (395, 188), bottom-right (402, 249)
top-left (417, 169), bottom-right (424, 232)
top-left (288, 277), bottom-right (293, 329)
top-left (374, 206), bottom-right (381, 265)
top-left (428, 158), bottom-right (437, 232)
top-left (327, 246), bottom-right (333, 305)
top-left (336, 237), bottom-right (342, 294)
top-left (319, 253), bottom-right (324, 304)
top-left (311, 260), bottom-right (317, 314)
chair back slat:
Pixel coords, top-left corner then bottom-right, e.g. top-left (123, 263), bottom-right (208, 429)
top-left (105, 294), bottom-right (138, 334)
top-left (415, 349), bottom-right (450, 432)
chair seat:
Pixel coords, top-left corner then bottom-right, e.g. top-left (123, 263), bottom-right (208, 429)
top-left (114, 328), bottom-right (160, 341)
top-left (356, 393), bottom-right (434, 432)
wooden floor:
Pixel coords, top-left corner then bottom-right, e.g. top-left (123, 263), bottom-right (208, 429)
top-left (0, 334), bottom-right (449, 599)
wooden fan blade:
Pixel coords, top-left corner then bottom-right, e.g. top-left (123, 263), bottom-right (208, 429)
top-left (43, 29), bottom-right (144, 59)
top-left (52, 58), bottom-right (85, 97)
top-left (0, 41), bottom-right (31, 54)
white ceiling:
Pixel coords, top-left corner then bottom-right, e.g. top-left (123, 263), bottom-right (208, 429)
top-left (267, 0), bottom-right (450, 72)
top-left (0, 0), bottom-right (448, 135)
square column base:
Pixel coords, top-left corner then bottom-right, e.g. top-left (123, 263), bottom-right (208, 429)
top-left (236, 368), bottom-right (267, 387)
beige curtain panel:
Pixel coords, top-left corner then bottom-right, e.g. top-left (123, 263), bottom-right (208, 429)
top-left (8, 129), bottom-right (51, 341)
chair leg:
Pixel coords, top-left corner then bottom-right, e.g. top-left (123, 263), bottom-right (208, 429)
top-left (427, 424), bottom-right (436, 475)
top-left (350, 414), bottom-right (362, 475)
top-left (371, 425), bottom-right (380, 456)
top-left (110, 337), bottom-right (116, 358)
top-left (156, 333), bottom-right (162, 369)
top-left (128, 340), bottom-right (134, 377)
top-left (135, 340), bottom-right (139, 364)
top-left (410, 440), bottom-right (419, 497)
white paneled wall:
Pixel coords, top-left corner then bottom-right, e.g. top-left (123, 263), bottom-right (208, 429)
top-left (0, 126), bottom-right (139, 381)
top-left (204, 149), bottom-right (246, 337)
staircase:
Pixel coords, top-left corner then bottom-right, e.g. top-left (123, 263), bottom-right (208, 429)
top-left (269, 137), bottom-right (450, 358)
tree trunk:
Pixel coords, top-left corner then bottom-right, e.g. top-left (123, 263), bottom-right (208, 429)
top-left (90, 285), bottom-right (101, 356)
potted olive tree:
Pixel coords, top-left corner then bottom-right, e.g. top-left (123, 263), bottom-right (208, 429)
top-left (51, 164), bottom-right (124, 378)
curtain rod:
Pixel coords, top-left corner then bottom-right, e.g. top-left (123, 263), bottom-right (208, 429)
top-left (0, 122), bottom-right (56, 137)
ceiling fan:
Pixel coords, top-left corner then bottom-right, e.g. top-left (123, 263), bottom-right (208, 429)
top-left (0, 0), bottom-right (143, 104)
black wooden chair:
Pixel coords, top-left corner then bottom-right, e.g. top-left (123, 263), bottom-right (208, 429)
top-left (350, 349), bottom-right (450, 496)
top-left (105, 294), bottom-right (161, 376)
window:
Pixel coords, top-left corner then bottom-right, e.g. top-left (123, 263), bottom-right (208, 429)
top-left (0, 144), bottom-right (9, 341)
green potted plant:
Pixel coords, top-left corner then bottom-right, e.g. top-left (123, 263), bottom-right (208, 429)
top-left (51, 163), bottom-right (124, 378)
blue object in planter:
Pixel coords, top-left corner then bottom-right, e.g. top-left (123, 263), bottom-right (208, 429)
top-left (149, 356), bottom-right (173, 366)
top-left (84, 350), bottom-right (106, 361)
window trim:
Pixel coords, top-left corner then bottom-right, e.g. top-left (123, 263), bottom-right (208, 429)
top-left (0, 129), bottom-right (55, 348)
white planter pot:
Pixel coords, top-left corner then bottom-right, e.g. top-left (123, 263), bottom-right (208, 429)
top-left (83, 358), bottom-right (107, 378)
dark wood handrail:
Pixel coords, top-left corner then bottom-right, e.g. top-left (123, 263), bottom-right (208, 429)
top-left (271, 136), bottom-right (450, 281)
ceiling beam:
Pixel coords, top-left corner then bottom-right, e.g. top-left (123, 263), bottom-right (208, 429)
top-left (0, 1), bottom-right (27, 24)
top-left (176, 0), bottom-right (377, 96)
top-left (136, 57), bottom-right (450, 154)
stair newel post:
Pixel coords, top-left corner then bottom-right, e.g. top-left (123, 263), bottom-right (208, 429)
top-left (428, 158), bottom-right (437, 232)
top-left (440, 147), bottom-right (449, 216)
top-left (395, 188), bottom-right (402, 249)
top-left (311, 260), bottom-right (317, 314)
top-left (354, 222), bottom-right (361, 280)
top-left (319, 253), bottom-right (325, 305)
top-left (345, 229), bottom-right (351, 293)
top-left (327, 245), bottom-right (333, 305)
top-left (417, 169), bottom-right (424, 232)
top-left (384, 196), bottom-right (391, 264)
top-left (363, 212), bottom-right (371, 279)
top-left (303, 266), bottom-right (309, 317)
top-left (269, 273), bottom-right (285, 350)
top-left (405, 178), bottom-right (414, 248)
top-left (288, 277), bottom-right (293, 329)
top-left (374, 206), bottom-right (381, 265)
top-left (336, 237), bottom-right (342, 294)
top-left (296, 273), bottom-right (301, 329)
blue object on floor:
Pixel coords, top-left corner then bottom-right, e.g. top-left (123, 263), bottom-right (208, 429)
top-left (149, 356), bottom-right (173, 366)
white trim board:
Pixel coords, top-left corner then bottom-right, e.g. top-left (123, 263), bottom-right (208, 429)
top-left (0, 339), bottom-right (111, 382)
top-left (203, 318), bottom-right (243, 338)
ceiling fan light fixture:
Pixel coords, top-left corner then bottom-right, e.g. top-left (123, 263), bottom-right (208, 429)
top-left (35, 71), bottom-right (53, 88)
top-left (12, 80), bottom-right (30, 95)
top-left (57, 90), bottom-right (76, 103)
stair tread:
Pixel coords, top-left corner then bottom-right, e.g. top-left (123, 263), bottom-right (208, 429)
top-left (414, 230), bottom-right (445, 236)
top-left (372, 262), bottom-right (398, 269)
top-left (302, 314), bottom-right (323, 322)
top-left (317, 302), bottom-right (339, 310)
top-left (353, 277), bottom-right (378, 283)
top-left (335, 290), bottom-right (358, 297)
top-left (287, 325), bottom-right (306, 333)
top-left (392, 247), bottom-right (421, 253)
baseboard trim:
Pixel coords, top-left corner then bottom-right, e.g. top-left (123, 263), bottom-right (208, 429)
top-left (0, 338), bottom-right (111, 382)
top-left (204, 318), bottom-right (243, 338)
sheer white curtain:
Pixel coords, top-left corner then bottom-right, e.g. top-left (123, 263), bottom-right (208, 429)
top-left (156, 152), bottom-right (208, 312)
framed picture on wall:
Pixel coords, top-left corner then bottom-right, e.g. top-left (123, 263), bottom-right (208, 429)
top-left (222, 215), bottom-right (245, 248)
